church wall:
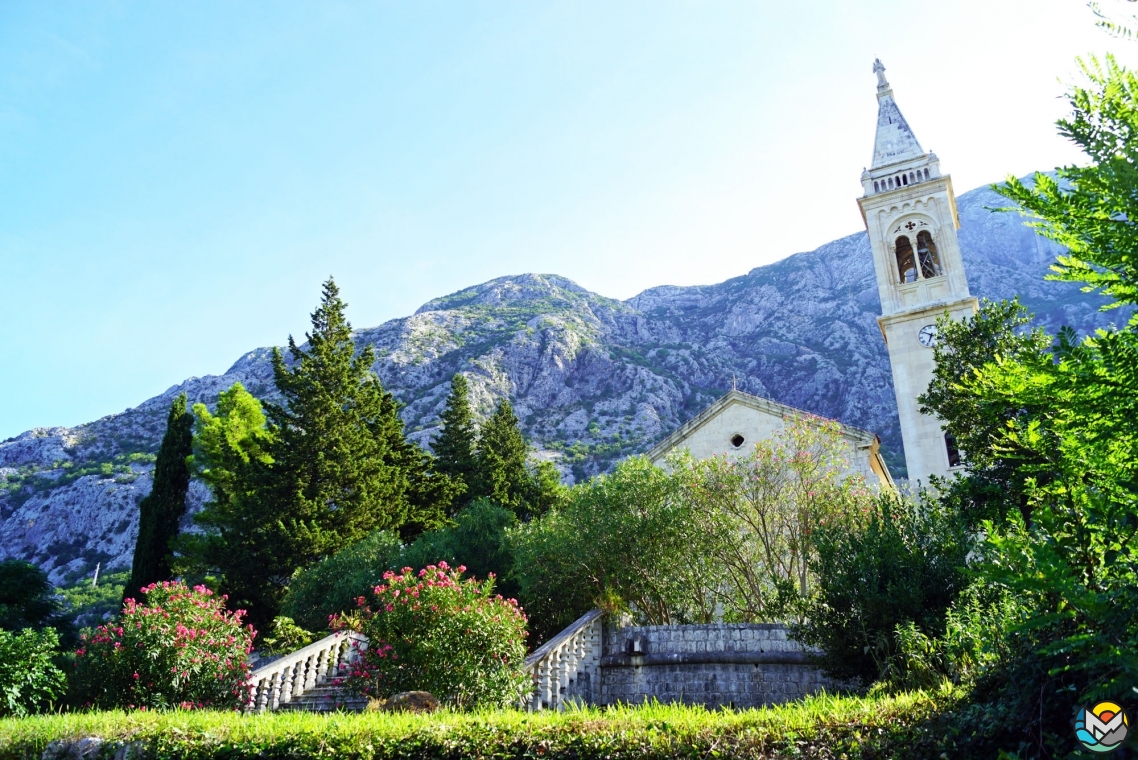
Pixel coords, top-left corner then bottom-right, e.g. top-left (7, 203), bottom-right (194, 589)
top-left (648, 400), bottom-right (885, 485)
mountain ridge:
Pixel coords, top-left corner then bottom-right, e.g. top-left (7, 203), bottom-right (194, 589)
top-left (1, 179), bottom-right (1126, 585)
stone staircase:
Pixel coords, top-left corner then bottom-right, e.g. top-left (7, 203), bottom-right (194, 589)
top-left (246, 630), bottom-right (369, 713)
top-left (248, 612), bottom-right (606, 712)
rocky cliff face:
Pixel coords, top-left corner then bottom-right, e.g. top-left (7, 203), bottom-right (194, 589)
top-left (1, 181), bottom-right (1124, 585)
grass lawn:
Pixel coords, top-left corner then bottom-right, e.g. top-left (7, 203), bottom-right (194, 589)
top-left (0, 688), bottom-right (958, 759)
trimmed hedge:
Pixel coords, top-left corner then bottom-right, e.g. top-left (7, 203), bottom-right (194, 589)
top-left (0, 690), bottom-right (956, 760)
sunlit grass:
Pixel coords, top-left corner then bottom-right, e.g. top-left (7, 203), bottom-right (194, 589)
top-left (0, 687), bottom-right (958, 759)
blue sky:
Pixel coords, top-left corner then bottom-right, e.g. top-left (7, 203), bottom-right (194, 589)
top-left (1, 1), bottom-right (1134, 439)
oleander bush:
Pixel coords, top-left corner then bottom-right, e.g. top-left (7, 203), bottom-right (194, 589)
top-left (0, 627), bottom-right (66, 718)
top-left (72, 581), bottom-right (256, 711)
top-left (332, 562), bottom-right (528, 710)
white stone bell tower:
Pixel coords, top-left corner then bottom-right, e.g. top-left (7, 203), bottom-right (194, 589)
top-left (856, 60), bottom-right (978, 484)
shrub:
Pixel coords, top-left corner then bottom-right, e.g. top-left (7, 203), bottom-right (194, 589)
top-left (73, 580), bottom-right (255, 710)
top-left (0, 627), bottom-right (66, 717)
top-left (260, 616), bottom-right (316, 655)
top-left (0, 560), bottom-right (68, 635)
top-left (334, 562), bottom-right (528, 710)
top-left (794, 494), bottom-right (972, 685)
top-left (281, 529), bottom-right (404, 632)
top-left (401, 499), bottom-right (519, 600)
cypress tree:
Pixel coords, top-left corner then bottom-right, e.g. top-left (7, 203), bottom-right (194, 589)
top-left (431, 374), bottom-right (478, 511)
top-left (474, 398), bottom-right (533, 518)
top-left (125, 393), bottom-right (193, 602)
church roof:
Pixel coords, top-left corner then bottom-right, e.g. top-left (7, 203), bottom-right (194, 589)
top-left (870, 59), bottom-right (925, 170)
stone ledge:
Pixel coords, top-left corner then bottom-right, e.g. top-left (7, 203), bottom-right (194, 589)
top-left (600, 650), bottom-right (811, 668)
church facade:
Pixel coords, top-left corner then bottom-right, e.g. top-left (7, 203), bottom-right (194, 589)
top-left (644, 389), bottom-right (895, 488)
top-left (649, 61), bottom-right (972, 486)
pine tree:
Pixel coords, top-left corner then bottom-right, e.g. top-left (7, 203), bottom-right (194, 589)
top-left (474, 399), bottom-right (533, 518)
top-left (263, 278), bottom-right (417, 564)
top-left (125, 394), bottom-right (193, 602)
top-left (431, 374), bottom-right (478, 511)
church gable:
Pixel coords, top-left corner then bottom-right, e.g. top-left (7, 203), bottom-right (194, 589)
top-left (646, 390), bottom-right (893, 487)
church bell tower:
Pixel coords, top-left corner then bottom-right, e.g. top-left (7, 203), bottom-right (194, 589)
top-left (857, 60), bottom-right (978, 484)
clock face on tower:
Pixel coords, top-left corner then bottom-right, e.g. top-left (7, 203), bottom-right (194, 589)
top-left (918, 324), bottom-right (938, 347)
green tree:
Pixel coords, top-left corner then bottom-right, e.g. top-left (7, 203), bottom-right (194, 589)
top-left (280, 529), bottom-right (404, 632)
top-left (178, 382), bottom-right (280, 624)
top-left (124, 394), bottom-right (193, 603)
top-left (920, 298), bottom-right (1054, 527)
top-left (431, 374), bottom-right (478, 511)
top-left (474, 399), bottom-right (536, 518)
top-left (793, 494), bottom-right (972, 685)
top-left (0, 560), bottom-right (63, 632)
top-left (184, 281), bottom-right (455, 630)
top-left (512, 455), bottom-right (718, 640)
top-left (0, 627), bottom-right (66, 717)
top-left (914, 55), bottom-right (1138, 754)
top-left (402, 498), bottom-right (520, 601)
top-left (686, 415), bottom-right (876, 623)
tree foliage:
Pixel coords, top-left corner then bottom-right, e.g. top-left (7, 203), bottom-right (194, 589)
top-left (183, 280), bottom-right (456, 630)
top-left (431, 374), bottom-right (478, 511)
top-left (0, 627), bottom-right (66, 718)
top-left (793, 494), bottom-right (972, 685)
top-left (910, 54), bottom-right (1138, 755)
top-left (125, 394), bottom-right (193, 602)
top-left (0, 560), bottom-right (64, 633)
top-left (687, 415), bottom-right (873, 622)
top-left (473, 399), bottom-right (537, 519)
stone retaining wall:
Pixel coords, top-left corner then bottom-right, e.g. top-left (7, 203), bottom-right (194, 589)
top-left (598, 623), bottom-right (829, 709)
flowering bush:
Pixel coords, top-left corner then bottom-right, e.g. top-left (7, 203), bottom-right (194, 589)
top-left (333, 562), bottom-right (528, 710)
top-left (73, 580), bottom-right (256, 710)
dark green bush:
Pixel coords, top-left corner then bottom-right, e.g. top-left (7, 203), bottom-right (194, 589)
top-left (401, 499), bottom-right (519, 599)
top-left (794, 494), bottom-right (972, 685)
top-left (281, 529), bottom-right (404, 631)
top-left (0, 627), bottom-right (66, 717)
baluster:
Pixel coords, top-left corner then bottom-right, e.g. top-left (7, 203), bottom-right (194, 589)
top-left (316, 647), bottom-right (330, 683)
top-left (564, 640), bottom-right (578, 696)
top-left (246, 681), bottom-right (259, 713)
top-left (304, 653), bottom-right (317, 690)
top-left (282, 664), bottom-right (298, 704)
top-left (540, 655), bottom-right (553, 710)
top-left (293, 660), bottom-right (308, 699)
top-left (269, 671), bottom-right (283, 711)
top-left (256, 675), bottom-right (270, 712)
top-left (557, 646), bottom-right (573, 709)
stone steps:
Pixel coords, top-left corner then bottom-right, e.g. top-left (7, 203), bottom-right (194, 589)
top-left (276, 683), bottom-right (368, 712)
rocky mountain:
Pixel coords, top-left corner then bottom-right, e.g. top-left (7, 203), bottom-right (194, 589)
top-left (0, 181), bottom-right (1125, 586)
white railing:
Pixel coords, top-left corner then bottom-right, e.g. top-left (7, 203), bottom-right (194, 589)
top-left (523, 609), bottom-right (603, 710)
top-left (246, 630), bottom-right (368, 712)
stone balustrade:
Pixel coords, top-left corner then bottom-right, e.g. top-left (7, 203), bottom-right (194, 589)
top-left (246, 630), bottom-right (368, 712)
top-left (523, 609), bottom-right (603, 710)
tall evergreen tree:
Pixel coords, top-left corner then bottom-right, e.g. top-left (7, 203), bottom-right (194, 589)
top-left (125, 394), bottom-right (193, 602)
top-left (474, 399), bottom-right (533, 518)
top-left (431, 374), bottom-right (478, 512)
top-left (262, 278), bottom-right (416, 563)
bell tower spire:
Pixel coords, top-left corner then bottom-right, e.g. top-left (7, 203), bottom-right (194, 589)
top-left (856, 62), bottom-right (978, 485)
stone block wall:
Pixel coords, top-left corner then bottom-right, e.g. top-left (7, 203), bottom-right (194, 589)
top-left (598, 623), bottom-right (829, 709)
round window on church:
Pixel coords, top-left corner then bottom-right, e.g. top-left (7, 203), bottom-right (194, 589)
top-left (730, 434), bottom-right (745, 448)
